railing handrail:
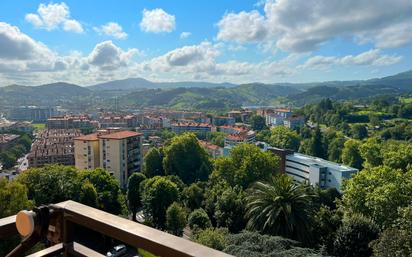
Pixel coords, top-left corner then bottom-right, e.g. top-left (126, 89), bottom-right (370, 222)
top-left (0, 200), bottom-right (233, 257)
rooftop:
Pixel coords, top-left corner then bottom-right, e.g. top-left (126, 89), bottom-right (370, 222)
top-left (289, 153), bottom-right (357, 172)
top-left (98, 131), bottom-right (142, 140)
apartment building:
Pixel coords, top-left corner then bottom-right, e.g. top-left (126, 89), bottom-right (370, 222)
top-left (212, 116), bottom-right (235, 126)
top-left (171, 122), bottom-right (214, 137)
top-left (98, 114), bottom-right (139, 129)
top-left (199, 140), bottom-right (224, 158)
top-left (47, 115), bottom-right (97, 130)
top-left (28, 129), bottom-right (82, 167)
top-left (224, 130), bottom-right (256, 147)
top-left (268, 147), bottom-right (357, 192)
top-left (74, 130), bottom-right (143, 188)
top-left (9, 106), bottom-right (57, 122)
top-left (283, 115), bottom-right (305, 129)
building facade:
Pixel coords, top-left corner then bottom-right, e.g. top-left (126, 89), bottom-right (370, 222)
top-left (268, 147), bottom-right (357, 192)
top-left (74, 130), bottom-right (143, 188)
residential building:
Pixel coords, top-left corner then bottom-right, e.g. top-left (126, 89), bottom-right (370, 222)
top-left (0, 134), bottom-right (20, 151)
top-left (28, 129), bottom-right (81, 167)
top-left (47, 115), bottom-right (97, 130)
top-left (74, 130), bottom-right (143, 188)
top-left (9, 106), bottom-right (57, 122)
top-left (212, 116), bottom-right (235, 126)
top-left (224, 130), bottom-right (256, 147)
top-left (265, 108), bottom-right (293, 127)
top-left (171, 122), bottom-right (214, 137)
top-left (199, 140), bottom-right (224, 158)
top-left (98, 114), bottom-right (139, 129)
top-left (268, 147), bottom-right (357, 192)
top-left (99, 131), bottom-right (142, 188)
top-left (0, 117), bottom-right (33, 134)
top-left (283, 115), bottom-right (305, 129)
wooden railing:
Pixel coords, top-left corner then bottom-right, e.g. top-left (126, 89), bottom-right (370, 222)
top-left (0, 200), bottom-right (233, 257)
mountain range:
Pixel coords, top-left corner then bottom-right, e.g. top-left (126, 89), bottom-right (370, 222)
top-left (0, 70), bottom-right (411, 110)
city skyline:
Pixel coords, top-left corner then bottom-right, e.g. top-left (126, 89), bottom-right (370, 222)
top-left (1, 0), bottom-right (412, 86)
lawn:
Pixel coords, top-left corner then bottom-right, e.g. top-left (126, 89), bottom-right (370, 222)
top-left (400, 97), bottom-right (412, 104)
top-left (32, 123), bottom-right (46, 131)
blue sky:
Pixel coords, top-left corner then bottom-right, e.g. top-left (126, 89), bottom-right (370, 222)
top-left (0, 0), bottom-right (411, 86)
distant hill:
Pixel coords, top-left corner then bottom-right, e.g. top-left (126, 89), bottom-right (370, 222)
top-left (117, 83), bottom-right (302, 110)
top-left (0, 69), bottom-right (412, 110)
top-left (88, 78), bottom-right (236, 91)
top-left (0, 82), bottom-right (92, 106)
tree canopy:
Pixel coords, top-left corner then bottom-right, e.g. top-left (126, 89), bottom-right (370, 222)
top-left (163, 133), bottom-right (212, 184)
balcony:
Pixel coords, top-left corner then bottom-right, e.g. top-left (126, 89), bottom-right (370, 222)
top-left (0, 200), bottom-right (232, 257)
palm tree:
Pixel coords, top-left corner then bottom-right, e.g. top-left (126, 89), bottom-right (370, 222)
top-left (245, 175), bottom-right (314, 243)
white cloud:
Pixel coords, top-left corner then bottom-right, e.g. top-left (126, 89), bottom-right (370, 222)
top-left (180, 32), bottom-right (191, 39)
top-left (25, 2), bottom-right (83, 33)
top-left (0, 22), bottom-right (53, 61)
top-left (88, 41), bottom-right (139, 70)
top-left (217, 11), bottom-right (268, 43)
top-left (94, 22), bottom-right (127, 39)
top-left (216, 0), bottom-right (412, 52)
top-left (140, 8), bottom-right (175, 33)
top-left (300, 49), bottom-right (402, 70)
top-left (63, 19), bottom-right (83, 33)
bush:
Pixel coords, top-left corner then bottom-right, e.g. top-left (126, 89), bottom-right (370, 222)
top-left (188, 208), bottom-right (211, 230)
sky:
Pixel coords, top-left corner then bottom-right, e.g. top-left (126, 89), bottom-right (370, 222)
top-left (0, 0), bottom-right (412, 86)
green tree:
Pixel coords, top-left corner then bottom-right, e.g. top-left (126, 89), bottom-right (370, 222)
top-left (183, 183), bottom-right (204, 211)
top-left (127, 172), bottom-right (146, 221)
top-left (311, 206), bottom-right (342, 254)
top-left (333, 215), bottom-right (379, 257)
top-left (209, 132), bottom-right (225, 147)
top-left (17, 165), bottom-right (78, 205)
top-left (143, 148), bottom-right (164, 178)
top-left (193, 228), bottom-right (229, 251)
top-left (327, 136), bottom-right (346, 162)
top-left (341, 139), bottom-right (363, 169)
top-left (214, 186), bottom-right (246, 233)
top-left (245, 175), bottom-right (314, 243)
top-left (381, 141), bottom-right (412, 170)
top-left (0, 178), bottom-right (33, 218)
top-left (163, 133), bottom-right (212, 184)
top-left (309, 127), bottom-right (326, 158)
top-left (350, 124), bottom-right (368, 140)
top-left (78, 168), bottom-right (123, 215)
top-left (188, 208), bottom-right (212, 230)
top-left (251, 115), bottom-right (266, 131)
top-left (267, 126), bottom-right (301, 151)
top-left (0, 152), bottom-right (16, 169)
top-left (371, 205), bottom-right (412, 257)
top-left (79, 180), bottom-right (98, 208)
top-left (211, 144), bottom-right (279, 189)
top-left (141, 176), bottom-right (179, 229)
top-left (359, 138), bottom-right (383, 167)
top-left (341, 165), bottom-right (412, 229)
top-left (166, 202), bottom-right (187, 236)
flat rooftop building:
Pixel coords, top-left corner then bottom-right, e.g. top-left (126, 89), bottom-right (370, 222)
top-left (268, 147), bottom-right (358, 192)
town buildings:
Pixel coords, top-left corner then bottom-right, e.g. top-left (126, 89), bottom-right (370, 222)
top-left (28, 129), bottom-right (82, 167)
top-left (47, 115), bottom-right (98, 130)
top-left (98, 114), bottom-right (139, 129)
top-left (171, 122), bottom-right (214, 137)
top-left (268, 147), bottom-right (358, 192)
top-left (199, 140), bottom-right (224, 158)
top-left (9, 106), bottom-right (57, 123)
top-left (74, 130), bottom-right (143, 188)
top-left (0, 134), bottom-right (20, 151)
top-left (0, 117), bottom-right (33, 134)
top-left (212, 116), bottom-right (235, 126)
